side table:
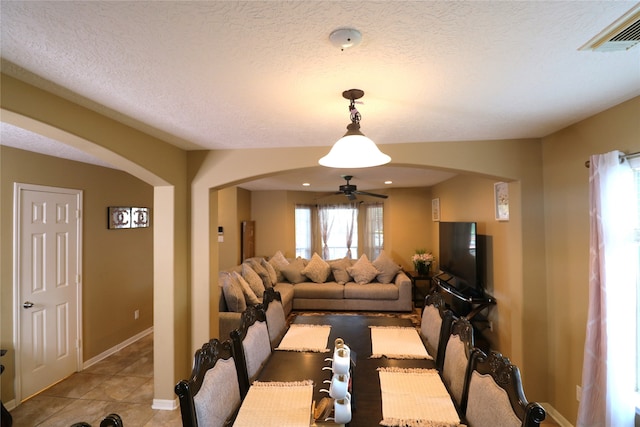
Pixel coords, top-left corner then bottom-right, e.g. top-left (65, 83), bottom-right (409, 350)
top-left (405, 271), bottom-right (433, 307)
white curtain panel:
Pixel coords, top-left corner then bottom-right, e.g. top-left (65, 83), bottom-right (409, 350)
top-left (577, 150), bottom-right (637, 427)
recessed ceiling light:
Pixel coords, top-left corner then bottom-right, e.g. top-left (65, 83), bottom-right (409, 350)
top-left (302, 182), bottom-right (311, 187)
top-left (385, 181), bottom-right (393, 185)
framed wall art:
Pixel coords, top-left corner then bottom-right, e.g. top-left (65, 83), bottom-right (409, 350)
top-left (494, 182), bottom-right (509, 221)
top-left (108, 206), bottom-right (150, 229)
top-left (432, 198), bottom-right (440, 222)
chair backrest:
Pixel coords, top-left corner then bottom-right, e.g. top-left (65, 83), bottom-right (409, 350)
top-left (420, 290), bottom-right (454, 370)
top-left (262, 288), bottom-right (287, 348)
top-left (174, 339), bottom-right (245, 427)
top-left (441, 316), bottom-right (474, 407)
top-left (99, 414), bottom-right (123, 427)
top-left (462, 350), bottom-right (546, 427)
top-left (230, 304), bottom-right (271, 390)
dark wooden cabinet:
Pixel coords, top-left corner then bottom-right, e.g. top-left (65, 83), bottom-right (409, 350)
top-left (241, 220), bottom-right (255, 261)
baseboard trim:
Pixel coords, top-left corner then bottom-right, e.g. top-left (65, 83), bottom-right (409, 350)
top-left (152, 398), bottom-right (178, 411)
top-left (4, 398), bottom-right (17, 411)
top-left (541, 402), bottom-right (574, 427)
top-left (82, 327), bottom-right (153, 369)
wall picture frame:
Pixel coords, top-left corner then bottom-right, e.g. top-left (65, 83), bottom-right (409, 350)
top-left (108, 207), bottom-right (131, 229)
top-left (432, 198), bottom-right (440, 222)
top-left (494, 182), bottom-right (509, 221)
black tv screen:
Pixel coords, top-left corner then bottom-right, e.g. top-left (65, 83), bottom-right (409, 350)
top-left (439, 221), bottom-right (481, 295)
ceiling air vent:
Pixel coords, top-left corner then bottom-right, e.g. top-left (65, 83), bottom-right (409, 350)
top-left (580, 4), bottom-right (640, 52)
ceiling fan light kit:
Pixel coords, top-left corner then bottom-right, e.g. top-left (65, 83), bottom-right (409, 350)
top-left (319, 89), bottom-right (392, 169)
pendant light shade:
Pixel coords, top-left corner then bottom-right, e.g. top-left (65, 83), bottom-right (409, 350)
top-left (319, 89), bottom-right (391, 169)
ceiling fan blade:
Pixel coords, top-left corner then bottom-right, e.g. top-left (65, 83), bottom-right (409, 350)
top-left (354, 191), bottom-right (388, 199)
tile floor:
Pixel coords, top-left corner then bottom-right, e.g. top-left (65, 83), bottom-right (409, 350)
top-left (9, 333), bottom-right (182, 427)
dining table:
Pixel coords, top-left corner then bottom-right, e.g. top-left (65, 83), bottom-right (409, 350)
top-left (248, 313), bottom-right (440, 427)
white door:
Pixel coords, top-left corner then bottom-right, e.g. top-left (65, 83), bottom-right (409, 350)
top-left (15, 184), bottom-right (82, 401)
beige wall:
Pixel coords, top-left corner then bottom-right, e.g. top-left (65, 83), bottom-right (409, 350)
top-left (542, 96), bottom-right (640, 424)
top-left (249, 187), bottom-right (434, 271)
top-left (1, 74), bottom-right (189, 404)
top-left (0, 146), bottom-right (154, 402)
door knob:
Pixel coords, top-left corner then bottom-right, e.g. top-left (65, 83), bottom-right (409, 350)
top-left (23, 301), bottom-right (34, 309)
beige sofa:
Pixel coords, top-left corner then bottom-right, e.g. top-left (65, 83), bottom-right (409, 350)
top-left (218, 251), bottom-right (412, 340)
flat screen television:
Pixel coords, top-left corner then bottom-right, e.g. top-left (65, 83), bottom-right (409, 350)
top-left (438, 221), bottom-right (483, 297)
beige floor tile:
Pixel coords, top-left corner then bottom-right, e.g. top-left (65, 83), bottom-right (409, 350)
top-left (40, 372), bottom-right (110, 399)
top-left (9, 394), bottom-right (76, 426)
top-left (79, 375), bottom-right (150, 402)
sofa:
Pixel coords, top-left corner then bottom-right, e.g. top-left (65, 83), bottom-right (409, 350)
top-left (218, 251), bottom-right (412, 339)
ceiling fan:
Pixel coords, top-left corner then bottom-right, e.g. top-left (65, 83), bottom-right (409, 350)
top-left (336, 175), bottom-right (388, 200)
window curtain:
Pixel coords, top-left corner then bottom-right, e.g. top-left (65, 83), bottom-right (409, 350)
top-left (344, 203), bottom-right (357, 258)
top-left (577, 150), bottom-right (637, 427)
top-left (317, 204), bottom-right (336, 259)
top-left (363, 202), bottom-right (384, 259)
top-left (317, 203), bottom-right (358, 259)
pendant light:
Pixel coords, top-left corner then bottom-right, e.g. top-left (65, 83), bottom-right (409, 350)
top-left (319, 89), bottom-right (391, 168)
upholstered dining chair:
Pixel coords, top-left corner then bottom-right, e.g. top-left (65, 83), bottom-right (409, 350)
top-left (230, 304), bottom-right (272, 391)
top-left (174, 339), bottom-right (246, 427)
top-left (461, 350), bottom-right (546, 427)
top-left (261, 287), bottom-right (287, 348)
top-left (441, 316), bottom-right (475, 409)
top-left (99, 414), bottom-right (123, 427)
top-left (420, 290), bottom-right (455, 371)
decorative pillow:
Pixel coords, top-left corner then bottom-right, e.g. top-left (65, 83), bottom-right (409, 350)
top-left (301, 252), bottom-right (331, 283)
top-left (247, 258), bottom-right (273, 289)
top-left (280, 257), bottom-right (308, 283)
top-left (261, 258), bottom-right (278, 285)
top-left (268, 250), bottom-right (289, 282)
top-left (347, 254), bottom-right (380, 285)
top-left (373, 250), bottom-right (401, 283)
top-left (221, 272), bottom-right (246, 313)
top-left (242, 263), bottom-right (265, 298)
top-left (329, 257), bottom-right (353, 285)
top-left (232, 271), bottom-right (261, 306)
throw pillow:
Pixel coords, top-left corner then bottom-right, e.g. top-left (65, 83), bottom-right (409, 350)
top-left (280, 257), bottom-right (308, 283)
top-left (242, 263), bottom-right (265, 298)
top-left (247, 258), bottom-right (273, 289)
top-left (373, 250), bottom-right (401, 283)
top-left (347, 254), bottom-right (380, 285)
top-left (221, 272), bottom-right (247, 313)
top-left (232, 271), bottom-right (261, 306)
top-left (261, 258), bottom-right (278, 285)
top-left (268, 250), bottom-right (289, 282)
top-left (301, 252), bottom-right (331, 283)
top-left (329, 257), bottom-right (353, 285)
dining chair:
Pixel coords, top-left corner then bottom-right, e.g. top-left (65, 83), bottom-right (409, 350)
top-left (420, 290), bottom-right (455, 371)
top-left (261, 287), bottom-right (287, 348)
top-left (461, 350), bottom-right (546, 427)
top-left (441, 316), bottom-right (474, 410)
top-left (230, 304), bottom-right (272, 391)
top-left (174, 338), bottom-right (246, 427)
top-left (99, 414), bottom-right (123, 427)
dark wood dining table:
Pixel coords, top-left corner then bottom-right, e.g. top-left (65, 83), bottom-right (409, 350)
top-left (255, 313), bottom-right (436, 427)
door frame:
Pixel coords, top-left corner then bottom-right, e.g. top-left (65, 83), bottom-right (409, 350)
top-left (12, 183), bottom-right (83, 403)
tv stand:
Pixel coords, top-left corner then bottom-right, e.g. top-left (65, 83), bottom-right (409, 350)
top-left (433, 274), bottom-right (496, 320)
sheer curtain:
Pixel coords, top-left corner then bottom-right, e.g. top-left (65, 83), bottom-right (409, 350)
top-left (577, 150), bottom-right (637, 427)
top-left (317, 203), bottom-right (358, 259)
top-left (363, 202), bottom-right (384, 259)
top-left (317, 204), bottom-right (336, 259)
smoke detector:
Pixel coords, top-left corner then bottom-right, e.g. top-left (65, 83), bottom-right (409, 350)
top-left (580, 4), bottom-right (640, 52)
top-left (329, 28), bottom-right (362, 51)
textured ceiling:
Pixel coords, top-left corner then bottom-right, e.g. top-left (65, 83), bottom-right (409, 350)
top-left (1, 1), bottom-right (639, 191)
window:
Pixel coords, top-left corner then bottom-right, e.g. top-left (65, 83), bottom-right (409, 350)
top-left (295, 205), bottom-right (312, 259)
top-left (295, 202), bottom-right (384, 260)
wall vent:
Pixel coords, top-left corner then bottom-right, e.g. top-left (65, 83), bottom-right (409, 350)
top-left (580, 4), bottom-right (640, 52)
